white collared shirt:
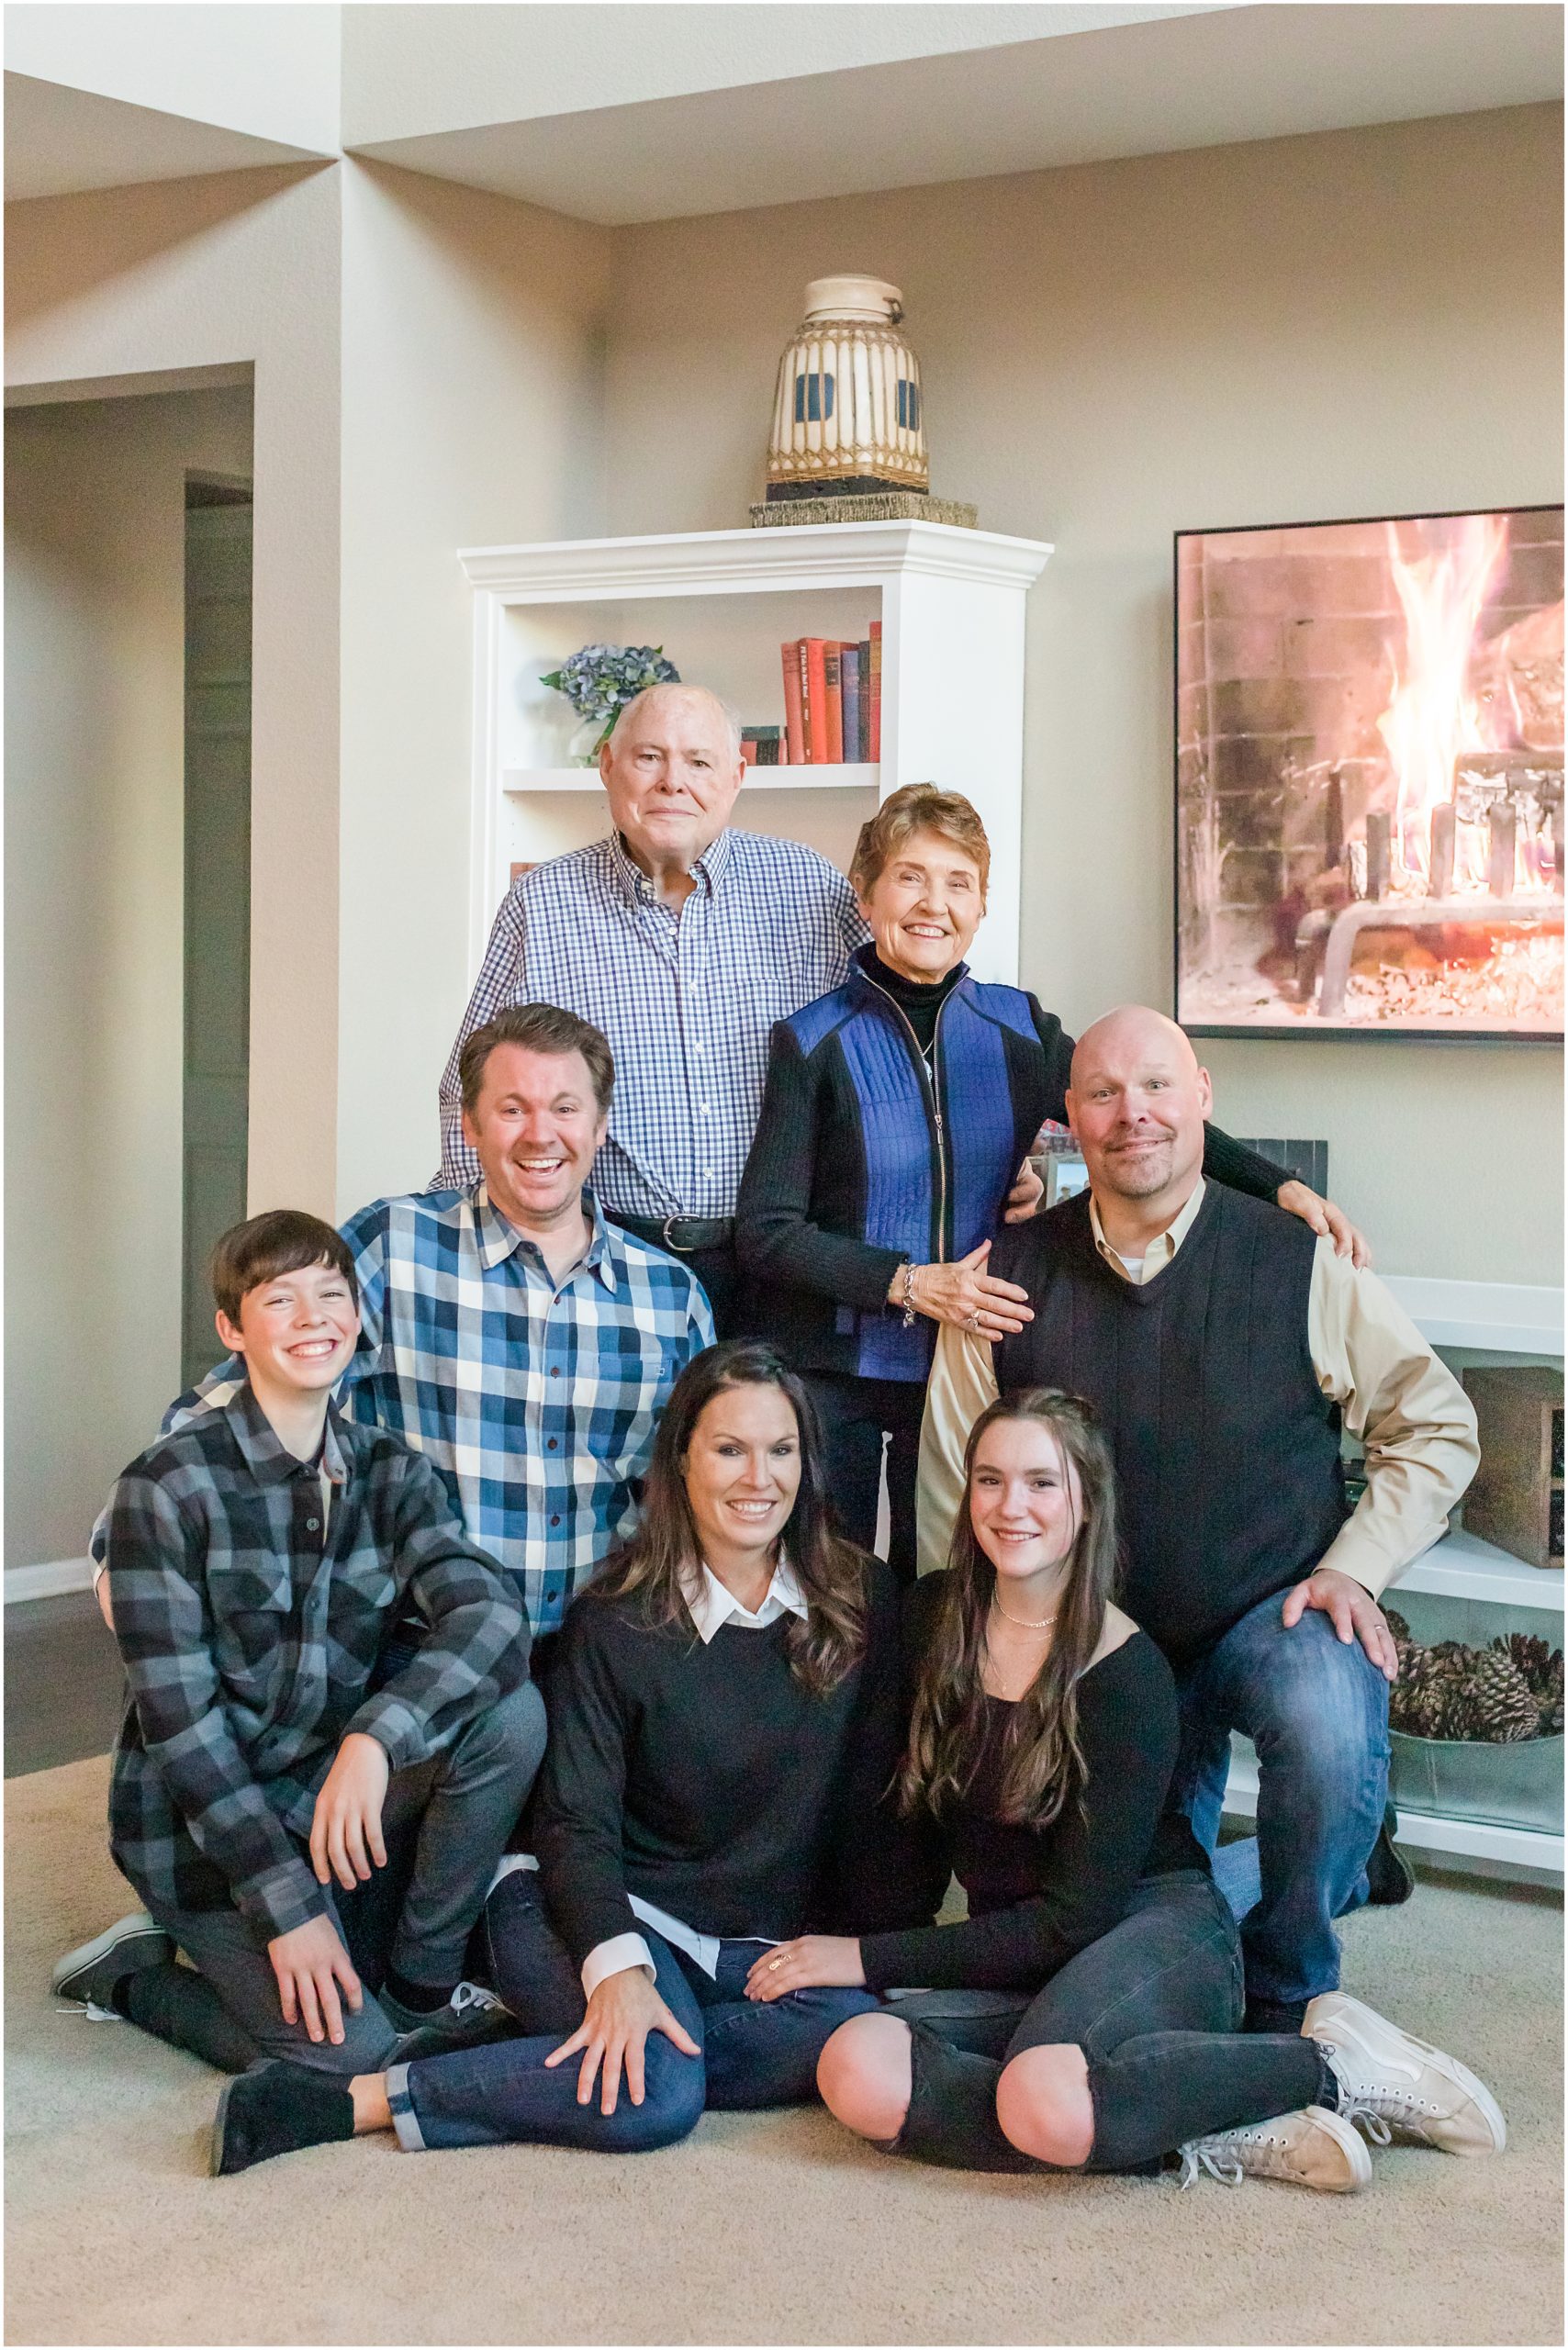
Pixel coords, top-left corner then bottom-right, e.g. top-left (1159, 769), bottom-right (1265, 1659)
top-left (679, 1552), bottom-right (809, 1643)
top-left (1089, 1176), bottom-right (1208, 1283)
top-left (507, 1556), bottom-right (810, 1997)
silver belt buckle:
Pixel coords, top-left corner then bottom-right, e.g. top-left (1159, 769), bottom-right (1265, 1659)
top-left (660, 1215), bottom-right (693, 1254)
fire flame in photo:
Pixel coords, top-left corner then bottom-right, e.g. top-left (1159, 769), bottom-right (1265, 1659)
top-left (1379, 513), bottom-right (1511, 890)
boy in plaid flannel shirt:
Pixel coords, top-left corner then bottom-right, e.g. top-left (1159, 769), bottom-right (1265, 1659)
top-left (54, 1210), bottom-right (543, 2079)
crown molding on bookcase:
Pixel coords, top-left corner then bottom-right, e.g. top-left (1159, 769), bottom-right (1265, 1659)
top-left (457, 520), bottom-right (1054, 601)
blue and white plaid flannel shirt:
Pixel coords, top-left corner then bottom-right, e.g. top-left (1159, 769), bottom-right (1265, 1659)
top-left (120, 1187), bottom-right (715, 1638)
top-left (436, 828), bottom-right (868, 1214)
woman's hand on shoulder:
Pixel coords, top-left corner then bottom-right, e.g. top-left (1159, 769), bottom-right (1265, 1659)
top-left (543, 1965), bottom-right (700, 2113)
top-left (744, 1936), bottom-right (866, 2002)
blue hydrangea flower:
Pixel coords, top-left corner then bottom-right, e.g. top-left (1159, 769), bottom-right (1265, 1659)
top-left (541, 643), bottom-right (681, 745)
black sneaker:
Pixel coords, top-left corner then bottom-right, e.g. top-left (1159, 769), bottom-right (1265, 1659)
top-left (52, 1912), bottom-right (173, 2009)
top-left (210, 2060), bottom-right (356, 2176)
top-left (390, 1981), bottom-right (520, 2065)
top-left (1364, 1802), bottom-right (1416, 1907)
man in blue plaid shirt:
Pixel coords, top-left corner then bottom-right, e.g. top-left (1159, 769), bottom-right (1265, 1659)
top-left (96, 1002), bottom-right (715, 1644)
top-left (436, 682), bottom-right (868, 1336)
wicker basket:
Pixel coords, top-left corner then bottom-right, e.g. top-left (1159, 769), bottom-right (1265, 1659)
top-left (1389, 1729), bottom-right (1563, 1834)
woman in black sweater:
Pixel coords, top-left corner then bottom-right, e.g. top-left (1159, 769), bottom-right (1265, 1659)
top-left (750, 1390), bottom-right (1505, 2190)
top-left (213, 1341), bottom-right (914, 2169)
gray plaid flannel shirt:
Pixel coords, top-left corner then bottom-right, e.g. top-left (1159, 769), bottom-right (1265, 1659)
top-left (436, 828), bottom-right (868, 1214)
top-left (105, 1384), bottom-right (529, 1940)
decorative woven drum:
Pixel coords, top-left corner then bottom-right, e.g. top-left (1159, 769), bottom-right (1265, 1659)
top-left (766, 275), bottom-right (928, 500)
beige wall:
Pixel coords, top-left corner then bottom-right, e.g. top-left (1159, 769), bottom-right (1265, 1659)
top-left (6, 163), bottom-right (343, 1219)
top-left (336, 162), bottom-right (611, 1207)
top-left (601, 103), bottom-right (1564, 1281)
top-left (5, 385), bottom-right (253, 1569)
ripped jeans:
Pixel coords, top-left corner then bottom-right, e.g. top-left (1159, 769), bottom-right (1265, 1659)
top-left (881, 1872), bottom-right (1333, 2174)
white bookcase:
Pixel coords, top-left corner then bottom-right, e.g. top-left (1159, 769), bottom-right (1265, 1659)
top-left (1225, 1276), bottom-right (1565, 1882)
top-left (455, 521), bottom-right (1052, 982)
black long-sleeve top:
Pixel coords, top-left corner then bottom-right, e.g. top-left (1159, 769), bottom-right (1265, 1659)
top-left (857, 1572), bottom-right (1208, 1993)
top-left (734, 950), bottom-right (1289, 1379)
top-left (533, 1560), bottom-right (916, 1970)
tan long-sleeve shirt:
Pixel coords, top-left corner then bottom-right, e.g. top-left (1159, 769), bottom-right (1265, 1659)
top-left (916, 1180), bottom-right (1480, 1598)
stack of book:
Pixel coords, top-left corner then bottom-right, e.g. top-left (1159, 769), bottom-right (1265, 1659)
top-left (778, 624), bottom-right (881, 765)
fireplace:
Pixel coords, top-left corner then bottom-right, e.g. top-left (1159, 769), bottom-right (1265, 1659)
top-left (1175, 507), bottom-right (1564, 1040)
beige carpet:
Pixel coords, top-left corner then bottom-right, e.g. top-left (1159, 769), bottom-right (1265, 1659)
top-left (6, 1756), bottom-right (1562, 2347)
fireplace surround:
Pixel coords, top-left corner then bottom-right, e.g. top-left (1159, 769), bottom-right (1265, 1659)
top-left (1175, 507), bottom-right (1564, 1042)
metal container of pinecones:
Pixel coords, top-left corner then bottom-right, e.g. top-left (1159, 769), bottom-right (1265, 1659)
top-left (1386, 1609), bottom-right (1562, 1743)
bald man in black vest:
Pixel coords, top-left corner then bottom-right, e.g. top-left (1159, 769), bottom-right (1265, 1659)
top-left (919, 1006), bottom-right (1479, 2031)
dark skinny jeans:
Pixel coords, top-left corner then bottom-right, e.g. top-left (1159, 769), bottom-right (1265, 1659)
top-left (385, 1865), bottom-right (879, 2153)
top-left (884, 1871), bottom-right (1335, 2174)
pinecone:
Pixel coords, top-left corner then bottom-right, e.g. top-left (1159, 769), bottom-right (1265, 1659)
top-left (1459, 1648), bottom-right (1540, 1744)
top-left (1489, 1634), bottom-right (1565, 1737)
top-left (1426, 1640), bottom-right (1478, 1740)
top-left (1384, 1607), bottom-right (1412, 1647)
top-left (1391, 1644), bottom-right (1452, 1739)
top-left (1490, 1631), bottom-right (1555, 1693)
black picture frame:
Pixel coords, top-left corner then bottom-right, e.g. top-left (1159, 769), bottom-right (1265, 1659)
top-left (1172, 503), bottom-right (1564, 1046)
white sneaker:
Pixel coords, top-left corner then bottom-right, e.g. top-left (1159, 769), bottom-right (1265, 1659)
top-left (1303, 1991), bottom-right (1506, 2156)
top-left (1178, 2105), bottom-right (1372, 2193)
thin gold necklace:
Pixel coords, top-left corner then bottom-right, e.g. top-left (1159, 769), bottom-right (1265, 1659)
top-left (991, 1595), bottom-right (1058, 1631)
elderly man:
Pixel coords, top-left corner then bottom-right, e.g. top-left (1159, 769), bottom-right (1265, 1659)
top-left (918, 1004), bottom-right (1479, 2031)
top-left (436, 683), bottom-right (868, 1336)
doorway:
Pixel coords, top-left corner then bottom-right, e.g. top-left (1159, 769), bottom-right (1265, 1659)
top-left (182, 480), bottom-right (252, 1392)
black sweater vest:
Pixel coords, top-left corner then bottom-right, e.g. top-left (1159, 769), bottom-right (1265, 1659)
top-left (992, 1187), bottom-right (1347, 1667)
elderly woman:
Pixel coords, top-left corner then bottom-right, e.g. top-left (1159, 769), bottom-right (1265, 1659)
top-left (734, 784), bottom-right (1357, 1581)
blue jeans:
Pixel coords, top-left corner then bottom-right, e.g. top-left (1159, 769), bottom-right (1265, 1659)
top-left (1169, 1587), bottom-right (1391, 2010)
top-left (385, 1868), bottom-right (880, 2153)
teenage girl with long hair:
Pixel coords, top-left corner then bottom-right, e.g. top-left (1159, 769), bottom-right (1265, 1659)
top-left (211, 1341), bottom-right (913, 2171)
top-left (751, 1389), bottom-right (1505, 2191)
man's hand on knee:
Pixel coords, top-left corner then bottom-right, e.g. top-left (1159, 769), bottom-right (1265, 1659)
top-left (310, 1730), bottom-right (392, 1890)
top-left (268, 1914), bottom-right (364, 2046)
top-left (1281, 1567), bottom-right (1398, 1680)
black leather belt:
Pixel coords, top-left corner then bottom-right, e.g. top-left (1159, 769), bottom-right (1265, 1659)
top-left (614, 1214), bottom-right (734, 1256)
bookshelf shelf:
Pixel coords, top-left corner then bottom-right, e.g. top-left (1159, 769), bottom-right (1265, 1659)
top-left (458, 522), bottom-right (1052, 980)
top-left (501, 763), bottom-right (881, 796)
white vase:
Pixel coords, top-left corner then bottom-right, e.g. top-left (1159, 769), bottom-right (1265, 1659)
top-left (766, 275), bottom-right (928, 498)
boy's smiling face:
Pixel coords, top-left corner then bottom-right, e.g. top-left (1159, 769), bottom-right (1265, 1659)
top-left (217, 1259), bottom-right (361, 1397)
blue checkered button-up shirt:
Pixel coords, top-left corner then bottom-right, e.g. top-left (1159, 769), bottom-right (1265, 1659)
top-left (158, 1189), bottom-right (715, 1637)
top-left (436, 828), bottom-right (868, 1215)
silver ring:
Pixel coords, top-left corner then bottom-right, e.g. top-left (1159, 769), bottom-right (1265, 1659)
top-left (967, 1311), bottom-right (981, 1332)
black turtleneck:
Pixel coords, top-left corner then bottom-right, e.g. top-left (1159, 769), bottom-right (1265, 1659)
top-left (861, 949), bottom-right (965, 1058)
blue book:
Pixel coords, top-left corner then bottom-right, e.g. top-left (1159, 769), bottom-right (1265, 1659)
top-left (840, 646), bottom-right (861, 770)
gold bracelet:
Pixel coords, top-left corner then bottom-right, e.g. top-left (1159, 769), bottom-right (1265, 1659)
top-left (900, 1262), bottom-right (919, 1328)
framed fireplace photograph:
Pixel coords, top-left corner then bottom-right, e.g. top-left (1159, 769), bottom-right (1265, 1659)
top-left (1174, 505), bottom-right (1564, 1042)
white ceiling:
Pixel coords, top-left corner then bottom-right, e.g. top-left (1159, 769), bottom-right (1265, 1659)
top-left (347, 4), bottom-right (1566, 225)
top-left (3, 2), bottom-right (1562, 219)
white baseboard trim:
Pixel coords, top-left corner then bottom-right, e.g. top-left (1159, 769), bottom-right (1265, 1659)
top-left (6, 1557), bottom-right (95, 1603)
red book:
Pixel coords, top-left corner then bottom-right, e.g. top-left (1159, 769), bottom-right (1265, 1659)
top-left (804, 638), bottom-right (829, 763)
top-left (780, 641), bottom-right (805, 765)
top-left (823, 644), bottom-right (844, 763)
top-left (798, 640), bottom-right (814, 761)
top-left (868, 620), bottom-right (883, 762)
